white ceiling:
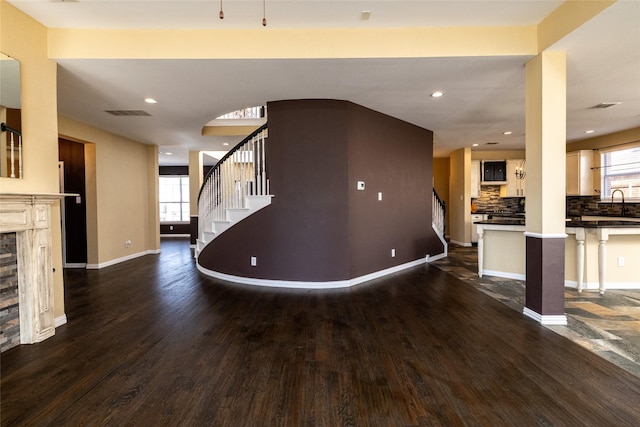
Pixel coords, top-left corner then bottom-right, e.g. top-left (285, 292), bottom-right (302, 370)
top-left (8, 0), bottom-right (640, 165)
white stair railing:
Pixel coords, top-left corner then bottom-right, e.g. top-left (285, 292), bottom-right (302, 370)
top-left (198, 124), bottom-right (269, 242)
top-left (432, 189), bottom-right (446, 238)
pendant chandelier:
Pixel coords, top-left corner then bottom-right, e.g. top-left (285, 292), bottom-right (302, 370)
top-left (219, 0), bottom-right (267, 27)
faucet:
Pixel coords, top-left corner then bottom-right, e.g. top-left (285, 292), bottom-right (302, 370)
top-left (611, 189), bottom-right (626, 216)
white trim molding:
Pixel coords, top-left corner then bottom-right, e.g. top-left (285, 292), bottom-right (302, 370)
top-left (450, 239), bottom-right (472, 247)
top-left (86, 249), bottom-right (161, 269)
top-left (523, 307), bottom-right (568, 325)
top-left (55, 314), bottom-right (68, 328)
top-left (64, 262), bottom-right (87, 269)
top-left (482, 269), bottom-right (526, 281)
top-left (523, 232), bottom-right (568, 239)
top-left (197, 258), bottom-right (428, 289)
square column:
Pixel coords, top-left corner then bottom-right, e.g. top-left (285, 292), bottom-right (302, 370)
top-left (524, 51), bottom-right (568, 325)
top-left (189, 151), bottom-right (203, 246)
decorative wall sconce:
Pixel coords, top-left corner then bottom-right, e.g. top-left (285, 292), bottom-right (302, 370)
top-left (515, 160), bottom-right (526, 180)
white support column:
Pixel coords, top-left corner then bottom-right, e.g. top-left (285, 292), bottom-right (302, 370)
top-left (597, 228), bottom-right (609, 295)
top-left (477, 225), bottom-right (484, 277)
top-left (523, 51), bottom-right (568, 325)
top-left (575, 228), bottom-right (585, 292)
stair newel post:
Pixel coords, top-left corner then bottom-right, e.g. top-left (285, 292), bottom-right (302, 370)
top-left (260, 131), bottom-right (266, 195)
top-left (251, 136), bottom-right (256, 195)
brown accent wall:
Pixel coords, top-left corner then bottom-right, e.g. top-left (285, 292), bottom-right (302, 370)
top-left (346, 103), bottom-right (439, 277)
top-left (198, 99), bottom-right (442, 282)
top-left (525, 236), bottom-right (566, 315)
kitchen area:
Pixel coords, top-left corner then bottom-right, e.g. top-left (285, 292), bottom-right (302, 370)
top-left (470, 159), bottom-right (526, 244)
top-left (469, 150), bottom-right (640, 293)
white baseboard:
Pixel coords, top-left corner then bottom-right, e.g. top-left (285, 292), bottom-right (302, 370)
top-left (564, 280), bottom-right (640, 291)
top-left (481, 269), bottom-right (526, 281)
top-left (523, 307), bottom-right (567, 325)
top-left (64, 263), bottom-right (87, 269)
top-left (450, 239), bottom-right (472, 247)
top-left (426, 252), bottom-right (447, 262)
top-left (197, 258), bottom-right (428, 289)
top-left (55, 314), bottom-right (67, 328)
top-left (86, 249), bottom-right (161, 269)
top-left (160, 234), bottom-right (190, 238)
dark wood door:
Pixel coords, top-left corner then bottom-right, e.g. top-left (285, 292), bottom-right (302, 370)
top-left (59, 138), bottom-right (88, 265)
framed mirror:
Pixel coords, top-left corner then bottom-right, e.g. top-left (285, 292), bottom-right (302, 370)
top-left (1, 52), bottom-right (22, 179)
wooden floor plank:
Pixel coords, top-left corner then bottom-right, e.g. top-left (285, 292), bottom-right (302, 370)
top-left (2, 238), bottom-right (640, 426)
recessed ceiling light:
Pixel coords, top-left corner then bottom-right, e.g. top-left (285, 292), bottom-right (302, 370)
top-left (431, 91), bottom-right (444, 98)
top-left (472, 143), bottom-right (479, 147)
top-left (223, 142), bottom-right (229, 146)
top-left (503, 131), bottom-right (512, 135)
top-left (585, 130), bottom-right (595, 134)
top-left (361, 11), bottom-right (371, 20)
top-left (145, 98), bottom-right (157, 104)
top-left (165, 152), bottom-right (173, 155)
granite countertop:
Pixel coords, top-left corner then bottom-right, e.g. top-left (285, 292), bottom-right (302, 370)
top-left (474, 218), bottom-right (640, 228)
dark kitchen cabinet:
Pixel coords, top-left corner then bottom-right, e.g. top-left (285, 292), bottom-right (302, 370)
top-left (482, 161), bottom-right (507, 182)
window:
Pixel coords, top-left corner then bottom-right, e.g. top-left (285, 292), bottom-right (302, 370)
top-left (600, 145), bottom-right (640, 201)
top-left (159, 176), bottom-right (190, 222)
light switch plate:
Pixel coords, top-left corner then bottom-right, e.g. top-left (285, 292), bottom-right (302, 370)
top-left (357, 181), bottom-right (365, 190)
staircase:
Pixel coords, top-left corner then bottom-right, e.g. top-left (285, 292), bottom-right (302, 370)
top-left (432, 189), bottom-right (448, 258)
top-left (196, 124), bottom-right (272, 256)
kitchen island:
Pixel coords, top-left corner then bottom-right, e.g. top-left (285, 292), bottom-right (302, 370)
top-left (476, 218), bottom-right (640, 293)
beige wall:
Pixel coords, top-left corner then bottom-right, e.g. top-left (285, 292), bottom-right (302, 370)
top-left (59, 116), bottom-right (159, 266)
top-left (433, 158), bottom-right (450, 235)
top-left (482, 228), bottom-right (526, 277)
top-left (567, 126), bottom-right (640, 194)
top-left (448, 148), bottom-right (470, 245)
top-left (0, 2), bottom-right (65, 319)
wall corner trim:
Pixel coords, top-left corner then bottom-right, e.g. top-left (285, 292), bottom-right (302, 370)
top-left (523, 232), bottom-right (568, 239)
top-left (196, 258), bottom-right (427, 289)
top-left (523, 307), bottom-right (568, 325)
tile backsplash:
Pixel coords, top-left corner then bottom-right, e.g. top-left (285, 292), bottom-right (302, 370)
top-left (472, 189), bottom-right (639, 217)
top-left (566, 195), bottom-right (640, 218)
top-left (472, 185), bottom-right (525, 213)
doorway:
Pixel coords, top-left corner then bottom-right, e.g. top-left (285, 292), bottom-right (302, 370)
top-left (58, 138), bottom-right (88, 267)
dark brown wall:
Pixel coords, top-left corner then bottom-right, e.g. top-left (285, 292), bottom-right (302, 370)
top-left (59, 138), bottom-right (87, 264)
top-left (199, 100), bottom-right (350, 281)
top-left (346, 103), bottom-right (440, 277)
top-left (198, 99), bottom-right (443, 283)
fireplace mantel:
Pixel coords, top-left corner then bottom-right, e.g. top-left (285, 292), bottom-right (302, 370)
top-left (0, 193), bottom-right (70, 344)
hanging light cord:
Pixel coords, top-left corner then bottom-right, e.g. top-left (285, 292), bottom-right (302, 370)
top-left (262, 0), bottom-right (267, 26)
top-left (218, 0), bottom-right (267, 26)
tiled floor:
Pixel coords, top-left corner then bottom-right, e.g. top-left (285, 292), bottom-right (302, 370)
top-left (430, 244), bottom-right (640, 378)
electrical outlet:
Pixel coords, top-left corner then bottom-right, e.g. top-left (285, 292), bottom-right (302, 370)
top-left (391, 248), bottom-right (396, 257)
top-left (617, 257), bottom-right (625, 267)
top-left (125, 240), bottom-right (132, 248)
top-left (251, 256), bottom-right (257, 267)
top-left (357, 181), bottom-right (365, 190)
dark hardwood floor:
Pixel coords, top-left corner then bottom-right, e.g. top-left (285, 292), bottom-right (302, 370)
top-left (2, 238), bottom-right (640, 426)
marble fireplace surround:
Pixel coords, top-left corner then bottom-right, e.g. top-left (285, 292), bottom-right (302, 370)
top-left (0, 193), bottom-right (67, 345)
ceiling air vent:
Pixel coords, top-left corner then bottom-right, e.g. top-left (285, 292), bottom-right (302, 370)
top-left (105, 110), bottom-right (151, 117)
top-left (589, 102), bottom-right (621, 109)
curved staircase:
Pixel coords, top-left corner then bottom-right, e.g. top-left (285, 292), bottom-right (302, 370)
top-left (196, 124), bottom-right (272, 256)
